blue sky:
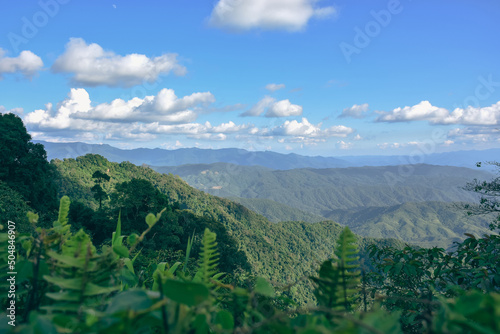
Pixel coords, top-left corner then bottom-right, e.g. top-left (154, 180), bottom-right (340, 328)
top-left (1, 0), bottom-right (499, 156)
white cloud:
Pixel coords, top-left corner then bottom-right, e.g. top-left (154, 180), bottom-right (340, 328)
top-left (376, 100), bottom-right (500, 126)
top-left (443, 140), bottom-right (454, 146)
top-left (337, 141), bottom-right (353, 149)
top-left (376, 101), bottom-right (448, 123)
top-left (353, 134), bottom-right (362, 141)
top-left (274, 117), bottom-right (354, 138)
top-left (0, 49), bottom-right (43, 79)
top-left (447, 126), bottom-right (500, 143)
top-left (241, 96), bottom-right (275, 117)
top-left (241, 96), bottom-right (302, 117)
top-left (339, 103), bottom-right (369, 119)
top-left (265, 83), bottom-right (285, 92)
top-left (52, 38), bottom-right (186, 87)
top-left (378, 142), bottom-right (402, 150)
top-left (439, 102), bottom-right (500, 125)
top-left (25, 88), bottom-right (215, 129)
top-left (23, 88), bottom-right (228, 141)
top-left (0, 105), bottom-right (24, 115)
top-left (266, 99), bottom-right (302, 117)
top-left (209, 0), bottom-right (336, 31)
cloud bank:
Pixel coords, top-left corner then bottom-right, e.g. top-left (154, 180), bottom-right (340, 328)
top-left (52, 38), bottom-right (186, 87)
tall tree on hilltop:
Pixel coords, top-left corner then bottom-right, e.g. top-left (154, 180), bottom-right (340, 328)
top-left (91, 170), bottom-right (110, 210)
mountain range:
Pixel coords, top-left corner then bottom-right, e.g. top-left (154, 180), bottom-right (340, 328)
top-left (40, 140), bottom-right (497, 248)
top-left (38, 140), bottom-right (499, 170)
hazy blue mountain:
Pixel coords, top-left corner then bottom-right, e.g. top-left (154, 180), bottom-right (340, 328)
top-left (38, 141), bottom-right (349, 169)
top-left (152, 163), bottom-right (493, 214)
top-left (38, 140), bottom-right (500, 170)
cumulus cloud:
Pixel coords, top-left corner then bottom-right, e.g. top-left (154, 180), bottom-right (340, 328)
top-left (52, 38), bottom-right (186, 87)
top-left (273, 117), bottom-right (354, 138)
top-left (439, 102), bottom-right (500, 125)
top-left (241, 96), bottom-right (302, 117)
top-left (23, 89), bottom-right (256, 143)
top-left (25, 88), bottom-right (215, 130)
top-left (0, 49), bottom-right (43, 79)
top-left (266, 99), bottom-right (302, 117)
top-left (339, 103), bottom-right (369, 119)
top-left (376, 100), bottom-right (500, 125)
top-left (209, 0), bottom-right (336, 31)
top-left (265, 83), bottom-right (285, 92)
top-left (376, 101), bottom-right (448, 123)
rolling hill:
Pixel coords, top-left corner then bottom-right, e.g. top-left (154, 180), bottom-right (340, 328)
top-left (52, 154), bottom-right (403, 304)
top-left (325, 201), bottom-right (494, 249)
top-left (151, 162), bottom-right (495, 247)
top-left (152, 163), bottom-right (492, 213)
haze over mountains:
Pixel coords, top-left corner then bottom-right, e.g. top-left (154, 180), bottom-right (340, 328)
top-left (39, 141), bottom-right (499, 171)
top-left (41, 140), bottom-right (497, 248)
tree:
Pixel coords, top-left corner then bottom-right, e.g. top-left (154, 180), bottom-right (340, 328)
top-left (0, 113), bottom-right (58, 222)
top-left (91, 170), bottom-right (110, 210)
top-left (465, 161), bottom-right (500, 230)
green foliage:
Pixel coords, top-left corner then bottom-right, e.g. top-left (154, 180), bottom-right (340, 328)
top-left (0, 113), bottom-right (59, 223)
top-left (368, 228), bottom-right (499, 333)
top-left (91, 170), bottom-right (111, 210)
top-left (196, 228), bottom-right (222, 288)
top-left (312, 227), bottom-right (360, 311)
top-left (0, 181), bottom-right (33, 233)
top-left (53, 154), bottom-right (402, 304)
top-left (2, 202), bottom-right (498, 333)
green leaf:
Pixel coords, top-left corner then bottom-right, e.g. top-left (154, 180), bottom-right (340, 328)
top-left (106, 289), bottom-right (153, 314)
top-left (163, 279), bottom-right (209, 306)
top-left (127, 233), bottom-right (138, 246)
top-left (46, 251), bottom-right (87, 269)
top-left (113, 244), bottom-right (129, 258)
top-left (46, 291), bottom-right (80, 302)
top-left (193, 314), bottom-right (209, 334)
top-left (255, 277), bottom-right (275, 298)
top-left (215, 310), bottom-right (234, 330)
top-left (57, 196), bottom-right (71, 226)
top-left (145, 213), bottom-right (156, 228)
top-left (27, 211), bottom-right (39, 224)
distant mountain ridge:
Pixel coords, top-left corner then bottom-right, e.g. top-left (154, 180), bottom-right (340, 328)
top-left (152, 163), bottom-right (492, 213)
top-left (38, 140), bottom-right (500, 170)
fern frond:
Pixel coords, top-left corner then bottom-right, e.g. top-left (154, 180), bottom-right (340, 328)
top-left (57, 196), bottom-right (71, 226)
top-left (312, 227), bottom-right (361, 312)
top-left (197, 228), bottom-right (222, 288)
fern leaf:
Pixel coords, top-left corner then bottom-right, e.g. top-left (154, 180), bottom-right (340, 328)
top-left (197, 228), bottom-right (222, 288)
top-left (57, 196), bottom-right (71, 226)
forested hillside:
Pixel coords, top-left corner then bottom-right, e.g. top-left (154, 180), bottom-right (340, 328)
top-left (326, 201), bottom-right (494, 248)
top-left (53, 154), bottom-right (405, 303)
top-left (153, 162), bottom-right (494, 247)
top-left (153, 163), bottom-right (490, 212)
